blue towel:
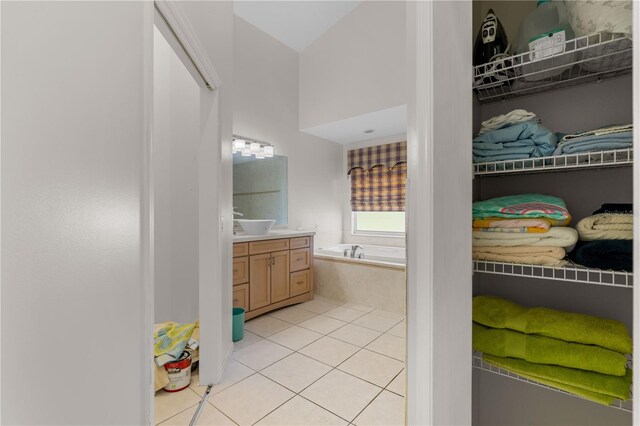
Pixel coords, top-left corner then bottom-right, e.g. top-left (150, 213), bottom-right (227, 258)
top-left (553, 125), bottom-right (632, 155)
top-left (473, 122), bottom-right (557, 163)
top-left (554, 133), bottom-right (632, 155)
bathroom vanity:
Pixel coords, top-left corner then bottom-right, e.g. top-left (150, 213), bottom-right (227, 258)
top-left (232, 230), bottom-right (315, 320)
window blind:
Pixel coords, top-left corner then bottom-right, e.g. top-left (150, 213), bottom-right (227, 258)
top-left (347, 141), bottom-right (407, 212)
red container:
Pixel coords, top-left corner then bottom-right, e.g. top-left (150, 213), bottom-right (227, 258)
top-left (163, 351), bottom-right (191, 392)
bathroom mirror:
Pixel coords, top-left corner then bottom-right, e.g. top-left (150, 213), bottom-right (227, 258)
top-left (233, 153), bottom-right (288, 225)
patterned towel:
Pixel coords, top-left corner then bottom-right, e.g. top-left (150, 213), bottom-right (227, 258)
top-left (154, 321), bottom-right (197, 367)
top-left (473, 194), bottom-right (571, 221)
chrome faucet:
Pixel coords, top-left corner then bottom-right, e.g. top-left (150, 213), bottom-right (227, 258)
top-left (350, 245), bottom-right (364, 259)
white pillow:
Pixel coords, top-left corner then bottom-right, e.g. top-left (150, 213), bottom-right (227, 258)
top-left (564, 0), bottom-right (632, 37)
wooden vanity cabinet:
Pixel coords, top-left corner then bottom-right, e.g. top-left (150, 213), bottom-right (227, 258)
top-left (233, 235), bottom-right (314, 320)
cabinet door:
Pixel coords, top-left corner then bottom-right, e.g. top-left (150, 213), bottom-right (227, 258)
top-left (232, 284), bottom-right (249, 311)
top-left (270, 250), bottom-right (290, 303)
top-left (249, 253), bottom-right (271, 310)
top-left (233, 256), bottom-right (249, 285)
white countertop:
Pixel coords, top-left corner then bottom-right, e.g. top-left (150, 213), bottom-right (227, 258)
top-left (233, 229), bottom-right (316, 243)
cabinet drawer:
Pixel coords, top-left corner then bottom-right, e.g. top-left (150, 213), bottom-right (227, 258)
top-left (233, 243), bottom-right (249, 258)
top-left (290, 236), bottom-right (310, 249)
top-left (249, 238), bottom-right (289, 255)
top-left (233, 257), bottom-right (249, 285)
top-left (289, 270), bottom-right (310, 297)
top-left (290, 248), bottom-right (311, 272)
top-left (233, 284), bottom-right (249, 311)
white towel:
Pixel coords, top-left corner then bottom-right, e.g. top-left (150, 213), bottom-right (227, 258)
top-left (479, 109), bottom-right (537, 135)
top-left (473, 226), bottom-right (578, 248)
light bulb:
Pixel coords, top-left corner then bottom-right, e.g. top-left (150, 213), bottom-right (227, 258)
top-left (233, 139), bottom-right (246, 152)
top-left (264, 146), bottom-right (274, 157)
top-left (250, 142), bottom-right (261, 153)
top-left (241, 149), bottom-right (252, 157)
top-left (255, 151), bottom-right (265, 159)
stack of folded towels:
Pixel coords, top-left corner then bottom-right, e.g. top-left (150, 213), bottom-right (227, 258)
top-left (473, 194), bottom-right (578, 266)
top-left (570, 203), bottom-right (633, 271)
top-left (554, 124), bottom-right (633, 156)
top-left (473, 295), bottom-right (632, 406)
top-left (473, 109), bottom-right (557, 163)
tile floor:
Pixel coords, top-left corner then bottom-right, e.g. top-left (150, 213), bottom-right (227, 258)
top-left (155, 296), bottom-right (406, 425)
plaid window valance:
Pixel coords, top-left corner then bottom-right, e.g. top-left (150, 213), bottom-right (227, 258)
top-left (348, 142), bottom-right (407, 212)
top-left (347, 141), bottom-right (407, 173)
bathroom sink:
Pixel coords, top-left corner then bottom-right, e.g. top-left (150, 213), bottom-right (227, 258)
top-left (236, 219), bottom-right (276, 235)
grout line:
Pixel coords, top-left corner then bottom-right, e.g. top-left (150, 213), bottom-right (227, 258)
top-left (204, 299), bottom-right (406, 425)
top-left (155, 398), bottom-right (202, 426)
top-left (349, 387), bottom-right (386, 424)
top-left (296, 393), bottom-right (354, 424)
top-left (383, 369), bottom-right (405, 397)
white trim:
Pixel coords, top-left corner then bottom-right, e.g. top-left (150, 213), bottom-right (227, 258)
top-left (142, 3), bottom-right (155, 424)
top-left (406, 1), bottom-right (473, 424)
top-left (632, 0), bottom-right (639, 421)
top-left (406, 2), bottom-right (433, 423)
top-left (154, 1), bottom-right (222, 90)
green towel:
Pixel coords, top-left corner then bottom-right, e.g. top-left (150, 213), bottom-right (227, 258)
top-left (473, 194), bottom-right (570, 221)
top-left (473, 324), bottom-right (627, 376)
top-left (483, 354), bottom-right (632, 406)
top-left (473, 295), bottom-right (632, 354)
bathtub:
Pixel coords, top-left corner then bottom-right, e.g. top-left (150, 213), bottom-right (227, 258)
top-left (314, 244), bottom-right (406, 314)
top-left (315, 244), bottom-right (405, 268)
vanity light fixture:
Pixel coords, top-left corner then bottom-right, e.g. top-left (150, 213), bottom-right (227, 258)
top-left (233, 135), bottom-right (275, 159)
top-left (233, 139), bottom-right (247, 152)
top-left (249, 142), bottom-right (261, 154)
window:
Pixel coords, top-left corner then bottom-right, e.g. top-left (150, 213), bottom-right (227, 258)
top-left (352, 211), bottom-right (406, 235)
top-left (347, 141), bottom-right (407, 236)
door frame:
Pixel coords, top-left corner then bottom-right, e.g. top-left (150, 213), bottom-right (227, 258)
top-left (145, 1), bottom-right (227, 423)
top-left (406, 2), bottom-right (473, 424)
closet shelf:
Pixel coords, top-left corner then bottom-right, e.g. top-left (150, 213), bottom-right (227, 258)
top-left (473, 260), bottom-right (632, 288)
top-left (473, 32), bottom-right (632, 103)
top-left (473, 352), bottom-right (632, 412)
top-left (474, 148), bottom-right (632, 176)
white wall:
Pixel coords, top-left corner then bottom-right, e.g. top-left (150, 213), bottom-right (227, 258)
top-left (234, 16), bottom-right (344, 248)
top-left (153, 26), bottom-right (201, 324)
top-left (299, 1), bottom-right (406, 130)
top-left (1, 1), bottom-right (235, 423)
top-left (1, 2), bottom-right (152, 423)
top-left (341, 134), bottom-right (407, 247)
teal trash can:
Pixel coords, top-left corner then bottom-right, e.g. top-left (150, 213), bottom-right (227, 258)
top-left (232, 307), bottom-right (245, 342)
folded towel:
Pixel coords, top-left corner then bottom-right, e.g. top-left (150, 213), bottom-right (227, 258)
top-left (593, 204), bottom-right (633, 215)
top-left (473, 227), bottom-right (578, 248)
top-left (570, 240), bottom-right (633, 272)
top-left (553, 125), bottom-right (632, 156)
top-left (473, 246), bottom-right (566, 266)
top-left (473, 296), bottom-right (632, 354)
top-left (479, 109), bottom-right (537, 135)
top-left (473, 122), bottom-right (557, 163)
top-left (483, 355), bottom-right (632, 405)
top-left (473, 218), bottom-right (552, 233)
top-left (473, 194), bottom-right (570, 221)
top-left (154, 321), bottom-right (197, 367)
top-left (576, 214), bottom-right (632, 241)
top-left (473, 324), bottom-right (628, 376)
